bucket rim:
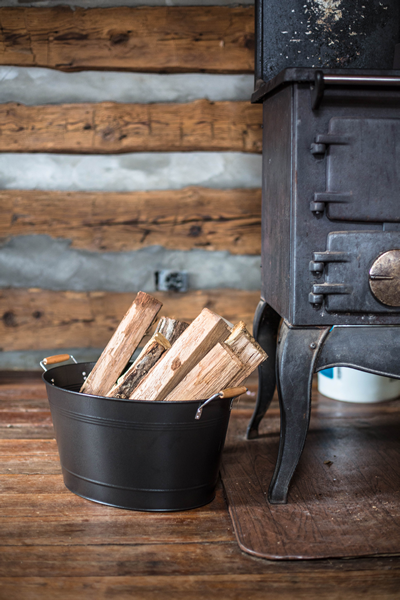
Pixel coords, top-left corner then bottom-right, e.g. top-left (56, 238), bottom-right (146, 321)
top-left (42, 361), bottom-right (230, 405)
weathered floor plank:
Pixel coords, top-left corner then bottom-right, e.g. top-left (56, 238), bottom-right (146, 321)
top-left (0, 187), bottom-right (261, 255)
top-left (0, 6), bottom-right (254, 73)
top-left (1, 373), bottom-right (400, 599)
top-left (2, 542), bottom-right (400, 578)
top-left (1, 573), bottom-right (400, 600)
top-left (0, 101), bottom-right (262, 154)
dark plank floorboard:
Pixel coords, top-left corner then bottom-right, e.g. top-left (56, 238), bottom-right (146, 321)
top-left (1, 372), bottom-right (400, 599)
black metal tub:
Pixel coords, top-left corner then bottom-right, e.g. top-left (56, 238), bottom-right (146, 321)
top-left (43, 361), bottom-right (233, 512)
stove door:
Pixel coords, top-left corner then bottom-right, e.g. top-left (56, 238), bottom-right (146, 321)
top-left (312, 117), bottom-right (400, 222)
top-left (310, 231), bottom-right (400, 313)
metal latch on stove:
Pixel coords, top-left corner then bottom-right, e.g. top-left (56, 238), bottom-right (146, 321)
top-left (309, 251), bottom-right (350, 275)
top-left (310, 133), bottom-right (350, 157)
top-left (309, 250), bottom-right (352, 306)
top-left (308, 283), bottom-right (353, 306)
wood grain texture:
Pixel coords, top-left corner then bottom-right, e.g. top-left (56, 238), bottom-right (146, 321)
top-left (0, 288), bottom-right (259, 352)
top-left (80, 291), bottom-right (162, 396)
top-left (0, 188), bottom-right (262, 255)
top-left (155, 317), bottom-right (189, 346)
top-left (1, 573), bottom-right (400, 600)
top-left (225, 321), bottom-right (267, 386)
top-left (0, 6), bottom-right (254, 73)
top-left (1, 375), bottom-right (400, 599)
top-left (164, 342), bottom-right (244, 401)
top-left (131, 308), bottom-right (231, 400)
top-left (107, 332), bottom-right (170, 399)
top-left (0, 101), bottom-right (262, 153)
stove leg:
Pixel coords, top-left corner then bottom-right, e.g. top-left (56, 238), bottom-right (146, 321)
top-left (246, 299), bottom-right (281, 440)
top-left (268, 322), bottom-right (329, 504)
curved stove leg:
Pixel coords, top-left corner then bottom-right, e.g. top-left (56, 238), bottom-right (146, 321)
top-left (246, 299), bottom-right (281, 440)
top-left (268, 323), bottom-right (329, 504)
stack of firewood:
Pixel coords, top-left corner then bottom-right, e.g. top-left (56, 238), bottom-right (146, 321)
top-left (80, 292), bottom-right (267, 401)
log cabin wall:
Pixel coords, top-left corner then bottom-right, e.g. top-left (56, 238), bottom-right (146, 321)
top-left (0, 0), bottom-right (262, 370)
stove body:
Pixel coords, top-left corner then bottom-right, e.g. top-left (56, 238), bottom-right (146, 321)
top-left (258, 69), bottom-right (400, 327)
top-left (249, 1), bottom-right (400, 504)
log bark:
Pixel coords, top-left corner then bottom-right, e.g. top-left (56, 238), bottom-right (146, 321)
top-left (164, 342), bottom-right (244, 401)
top-left (107, 332), bottom-right (170, 399)
top-left (0, 6), bottom-right (254, 73)
top-left (80, 292), bottom-right (162, 396)
top-left (0, 188), bottom-right (261, 255)
top-left (0, 101), bottom-right (262, 154)
top-left (130, 308), bottom-right (231, 401)
top-left (225, 321), bottom-right (268, 386)
top-left (155, 318), bottom-right (189, 346)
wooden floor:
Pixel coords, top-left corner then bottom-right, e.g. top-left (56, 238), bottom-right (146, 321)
top-left (1, 371), bottom-right (400, 599)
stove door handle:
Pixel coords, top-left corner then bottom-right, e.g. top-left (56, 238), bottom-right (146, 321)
top-left (311, 70), bottom-right (400, 110)
top-left (309, 251), bottom-right (351, 276)
top-left (309, 283), bottom-right (352, 308)
top-left (311, 283), bottom-right (353, 295)
top-left (310, 192), bottom-right (352, 215)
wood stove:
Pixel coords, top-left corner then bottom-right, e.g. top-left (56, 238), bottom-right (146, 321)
top-left (249, 1), bottom-right (400, 504)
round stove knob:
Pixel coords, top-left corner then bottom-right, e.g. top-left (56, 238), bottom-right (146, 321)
top-left (369, 249), bottom-right (400, 307)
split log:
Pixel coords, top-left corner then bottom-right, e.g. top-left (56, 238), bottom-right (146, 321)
top-left (155, 317), bottom-right (189, 345)
top-left (130, 308), bottom-right (231, 401)
top-left (107, 333), bottom-right (170, 399)
top-left (80, 292), bottom-right (162, 396)
top-left (225, 321), bottom-right (268, 386)
top-left (164, 342), bottom-right (244, 401)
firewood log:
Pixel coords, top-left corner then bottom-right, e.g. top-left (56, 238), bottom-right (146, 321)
top-left (225, 321), bottom-right (268, 386)
top-left (155, 317), bottom-right (189, 345)
top-left (129, 308), bottom-right (231, 401)
top-left (164, 342), bottom-right (244, 401)
top-left (80, 291), bottom-right (162, 396)
top-left (107, 332), bottom-right (171, 399)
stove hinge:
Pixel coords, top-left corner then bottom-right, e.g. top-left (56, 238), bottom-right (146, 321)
top-left (308, 251), bottom-right (352, 306)
top-left (310, 134), bottom-right (350, 157)
top-left (310, 133), bottom-right (351, 215)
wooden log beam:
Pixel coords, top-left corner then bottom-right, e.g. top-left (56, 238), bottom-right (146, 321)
top-left (0, 188), bottom-right (262, 255)
top-left (0, 7), bottom-right (254, 73)
top-left (0, 288), bottom-right (260, 352)
top-left (0, 101), bottom-right (262, 154)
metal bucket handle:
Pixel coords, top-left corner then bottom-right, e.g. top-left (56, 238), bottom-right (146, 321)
top-left (195, 386), bottom-right (247, 420)
top-left (40, 354), bottom-right (77, 372)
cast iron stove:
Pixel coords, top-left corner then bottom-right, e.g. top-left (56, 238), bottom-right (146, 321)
top-left (249, 2), bottom-right (400, 504)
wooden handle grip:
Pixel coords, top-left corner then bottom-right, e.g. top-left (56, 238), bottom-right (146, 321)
top-left (219, 386), bottom-right (247, 399)
top-left (42, 354), bottom-right (71, 366)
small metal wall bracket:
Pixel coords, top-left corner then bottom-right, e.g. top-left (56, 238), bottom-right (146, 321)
top-left (155, 270), bottom-right (188, 293)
